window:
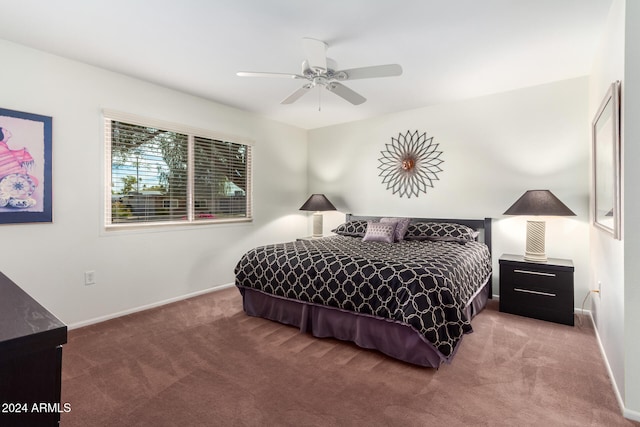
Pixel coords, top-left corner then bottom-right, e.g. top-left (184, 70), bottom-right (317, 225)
top-left (105, 111), bottom-right (252, 228)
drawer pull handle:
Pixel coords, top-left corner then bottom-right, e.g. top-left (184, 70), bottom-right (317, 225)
top-left (514, 287), bottom-right (556, 297)
top-left (513, 269), bottom-right (556, 277)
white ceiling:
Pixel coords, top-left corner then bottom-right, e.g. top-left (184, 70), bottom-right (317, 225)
top-left (0, 0), bottom-right (612, 130)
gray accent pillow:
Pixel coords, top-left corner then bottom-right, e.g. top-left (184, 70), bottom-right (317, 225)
top-left (362, 221), bottom-right (398, 243)
top-left (381, 217), bottom-right (411, 242)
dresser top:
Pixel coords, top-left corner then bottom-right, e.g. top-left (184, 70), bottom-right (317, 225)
top-left (0, 271), bottom-right (67, 361)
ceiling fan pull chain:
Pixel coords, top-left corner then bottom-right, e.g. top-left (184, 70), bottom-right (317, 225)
top-left (318, 87), bottom-right (322, 112)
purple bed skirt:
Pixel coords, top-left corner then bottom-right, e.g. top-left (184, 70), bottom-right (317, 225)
top-left (238, 280), bottom-right (491, 368)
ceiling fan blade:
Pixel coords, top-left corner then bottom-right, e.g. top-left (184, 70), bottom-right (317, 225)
top-left (302, 37), bottom-right (327, 72)
top-left (281, 84), bottom-right (312, 104)
top-left (338, 64), bottom-right (403, 80)
top-left (326, 82), bottom-right (366, 105)
top-left (237, 71), bottom-right (305, 79)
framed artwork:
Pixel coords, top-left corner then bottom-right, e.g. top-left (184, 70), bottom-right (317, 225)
top-left (0, 107), bottom-right (52, 224)
top-left (592, 81), bottom-right (621, 239)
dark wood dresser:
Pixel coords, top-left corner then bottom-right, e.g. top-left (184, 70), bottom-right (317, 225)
top-left (0, 271), bottom-right (67, 426)
top-left (499, 254), bottom-right (575, 326)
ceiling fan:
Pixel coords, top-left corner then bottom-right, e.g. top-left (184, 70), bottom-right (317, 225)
top-left (237, 38), bottom-right (403, 106)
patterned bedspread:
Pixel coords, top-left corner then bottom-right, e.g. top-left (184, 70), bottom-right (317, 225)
top-left (234, 235), bottom-right (492, 360)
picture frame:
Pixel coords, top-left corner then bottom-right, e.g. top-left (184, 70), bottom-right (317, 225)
top-left (0, 107), bottom-right (52, 224)
top-left (592, 81), bottom-right (621, 239)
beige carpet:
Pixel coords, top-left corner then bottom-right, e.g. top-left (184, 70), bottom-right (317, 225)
top-left (60, 287), bottom-right (638, 426)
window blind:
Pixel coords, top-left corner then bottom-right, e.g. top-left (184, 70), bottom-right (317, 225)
top-left (105, 113), bottom-right (252, 228)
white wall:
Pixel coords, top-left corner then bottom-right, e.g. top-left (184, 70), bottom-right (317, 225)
top-left (588, 0), bottom-right (627, 406)
top-left (308, 78), bottom-right (590, 302)
top-left (0, 40), bottom-right (308, 326)
top-left (623, 0), bottom-right (640, 417)
top-left (584, 0), bottom-right (640, 419)
top-left (586, 0), bottom-right (640, 420)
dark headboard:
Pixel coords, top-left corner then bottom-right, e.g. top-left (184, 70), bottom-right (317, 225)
top-left (345, 214), bottom-right (492, 255)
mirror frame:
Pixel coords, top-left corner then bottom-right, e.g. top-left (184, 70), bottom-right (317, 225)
top-left (592, 81), bottom-right (621, 240)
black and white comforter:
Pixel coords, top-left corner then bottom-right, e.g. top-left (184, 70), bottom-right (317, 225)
top-left (235, 235), bottom-right (492, 360)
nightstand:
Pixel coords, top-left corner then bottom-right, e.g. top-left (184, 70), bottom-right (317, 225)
top-left (499, 254), bottom-right (574, 326)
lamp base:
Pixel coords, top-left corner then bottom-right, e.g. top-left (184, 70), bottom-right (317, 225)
top-left (524, 253), bottom-right (548, 263)
top-left (312, 212), bottom-right (323, 238)
top-left (524, 220), bottom-right (547, 263)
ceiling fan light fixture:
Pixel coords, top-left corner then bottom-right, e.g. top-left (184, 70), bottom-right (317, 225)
top-left (312, 76), bottom-right (328, 87)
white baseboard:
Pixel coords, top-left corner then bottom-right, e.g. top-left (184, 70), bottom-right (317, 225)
top-left (624, 408), bottom-right (640, 423)
top-left (587, 311), bottom-right (640, 422)
top-left (67, 282), bottom-right (235, 330)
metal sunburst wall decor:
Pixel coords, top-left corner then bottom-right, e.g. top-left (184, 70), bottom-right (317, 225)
top-left (378, 130), bottom-right (443, 198)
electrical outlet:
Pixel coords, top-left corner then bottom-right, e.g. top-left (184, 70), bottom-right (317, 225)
top-left (84, 271), bottom-right (96, 286)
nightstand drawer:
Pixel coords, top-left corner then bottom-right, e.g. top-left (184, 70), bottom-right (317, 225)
top-left (500, 285), bottom-right (571, 322)
top-left (499, 254), bottom-right (574, 326)
top-left (501, 268), bottom-right (573, 303)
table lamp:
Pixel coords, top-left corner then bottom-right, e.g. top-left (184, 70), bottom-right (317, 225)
top-left (299, 194), bottom-right (336, 238)
top-left (503, 190), bottom-right (576, 262)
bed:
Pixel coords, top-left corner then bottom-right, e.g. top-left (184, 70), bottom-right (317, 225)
top-left (234, 214), bottom-right (493, 368)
